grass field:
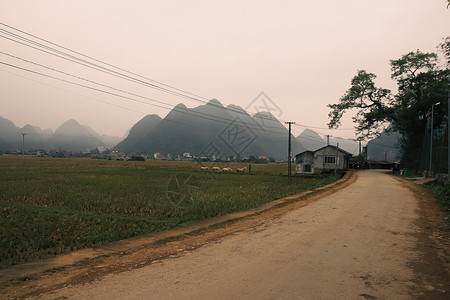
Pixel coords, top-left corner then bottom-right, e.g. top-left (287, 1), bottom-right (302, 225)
top-left (0, 156), bottom-right (341, 267)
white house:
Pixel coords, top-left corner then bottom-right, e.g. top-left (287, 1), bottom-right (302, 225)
top-left (295, 145), bottom-right (352, 174)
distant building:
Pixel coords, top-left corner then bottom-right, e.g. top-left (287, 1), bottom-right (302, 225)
top-left (295, 145), bottom-right (352, 174)
top-left (153, 152), bottom-right (164, 160)
top-left (182, 152), bottom-right (193, 160)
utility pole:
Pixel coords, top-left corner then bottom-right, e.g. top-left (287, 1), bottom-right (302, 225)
top-left (335, 143), bottom-right (339, 173)
top-left (21, 132), bottom-right (27, 161)
top-left (285, 122), bottom-right (295, 181)
top-left (430, 102), bottom-right (441, 177)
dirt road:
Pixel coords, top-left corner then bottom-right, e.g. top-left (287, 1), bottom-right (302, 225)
top-left (21, 170), bottom-right (450, 298)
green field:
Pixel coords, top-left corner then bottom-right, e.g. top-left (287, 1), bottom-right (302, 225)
top-left (0, 156), bottom-right (341, 267)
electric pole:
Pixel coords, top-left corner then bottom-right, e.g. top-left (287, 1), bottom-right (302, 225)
top-left (21, 132), bottom-right (27, 161)
top-left (359, 140), bottom-right (361, 156)
top-left (335, 143), bottom-right (339, 174)
top-left (430, 102), bottom-right (441, 177)
top-left (285, 122), bottom-right (295, 181)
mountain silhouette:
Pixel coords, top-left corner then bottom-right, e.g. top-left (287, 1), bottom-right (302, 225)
top-left (20, 124), bottom-right (50, 150)
top-left (328, 137), bottom-right (359, 156)
top-left (116, 114), bottom-right (162, 153)
top-left (0, 116), bottom-right (120, 153)
top-left (0, 116), bottom-right (21, 150)
top-left (115, 100), bottom-right (306, 160)
top-left (49, 119), bottom-right (103, 152)
top-left (366, 129), bottom-right (401, 162)
top-left (297, 129), bottom-right (327, 151)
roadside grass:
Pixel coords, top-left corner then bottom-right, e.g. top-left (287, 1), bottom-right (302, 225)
top-left (425, 181), bottom-right (450, 224)
top-left (0, 156), bottom-right (341, 267)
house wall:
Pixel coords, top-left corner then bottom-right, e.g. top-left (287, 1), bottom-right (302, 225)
top-left (314, 146), bottom-right (348, 173)
top-left (296, 146), bottom-right (351, 174)
top-left (295, 152), bottom-right (314, 174)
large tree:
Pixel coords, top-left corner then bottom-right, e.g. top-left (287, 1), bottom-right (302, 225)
top-left (439, 36), bottom-right (450, 67)
top-left (328, 47), bottom-right (449, 169)
top-left (327, 69), bottom-right (392, 140)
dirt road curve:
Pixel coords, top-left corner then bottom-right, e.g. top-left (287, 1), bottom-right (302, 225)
top-left (23, 171), bottom-right (450, 298)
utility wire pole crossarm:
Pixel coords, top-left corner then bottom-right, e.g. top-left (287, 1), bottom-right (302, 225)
top-left (285, 122), bottom-right (296, 181)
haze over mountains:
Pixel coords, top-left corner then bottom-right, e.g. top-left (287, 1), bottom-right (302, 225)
top-left (1, 99), bottom-right (399, 160)
top-left (0, 116), bottom-right (121, 152)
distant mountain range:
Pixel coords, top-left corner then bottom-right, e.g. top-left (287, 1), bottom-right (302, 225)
top-left (1, 99), bottom-right (400, 160)
top-left (366, 129), bottom-right (401, 162)
top-left (296, 128), bottom-right (362, 156)
top-left (116, 99), bottom-right (307, 160)
top-left (0, 116), bottom-right (121, 152)
top-left (297, 127), bottom-right (401, 162)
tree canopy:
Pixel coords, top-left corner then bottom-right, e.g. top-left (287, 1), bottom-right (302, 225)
top-left (439, 36), bottom-right (450, 67)
top-left (327, 70), bottom-right (391, 140)
top-left (328, 42), bottom-right (449, 168)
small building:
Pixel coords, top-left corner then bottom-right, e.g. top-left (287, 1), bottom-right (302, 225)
top-left (295, 145), bottom-right (352, 174)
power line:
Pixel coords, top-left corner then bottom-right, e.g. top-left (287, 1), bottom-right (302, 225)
top-left (0, 67), bottom-right (273, 140)
top-left (4, 64), bottom-right (332, 146)
top-left (0, 28), bottom-right (206, 103)
top-left (0, 25), bottom-right (278, 120)
top-left (2, 49), bottom-right (324, 137)
top-left (0, 23), bottom-right (359, 134)
top-left (0, 58), bottom-right (351, 146)
top-left (0, 67), bottom-right (148, 116)
top-left (0, 22), bottom-right (211, 102)
top-left (293, 122), bottom-right (354, 131)
top-left (0, 61), bottom-right (292, 136)
top-left (0, 29), bottom-right (289, 129)
top-left (0, 22), bottom-right (360, 141)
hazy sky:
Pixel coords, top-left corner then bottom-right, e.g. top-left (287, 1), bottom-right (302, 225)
top-left (1, 0), bottom-right (449, 139)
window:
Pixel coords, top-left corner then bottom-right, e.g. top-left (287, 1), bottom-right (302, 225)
top-left (303, 164), bottom-right (312, 172)
top-left (324, 156), bottom-right (336, 164)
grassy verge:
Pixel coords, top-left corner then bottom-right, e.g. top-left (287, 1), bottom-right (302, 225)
top-left (0, 157), bottom-right (341, 267)
top-left (425, 181), bottom-right (450, 225)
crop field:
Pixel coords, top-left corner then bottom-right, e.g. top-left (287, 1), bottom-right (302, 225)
top-left (0, 156), bottom-right (341, 267)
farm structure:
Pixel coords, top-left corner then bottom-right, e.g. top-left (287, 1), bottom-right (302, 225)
top-left (295, 145), bottom-right (352, 174)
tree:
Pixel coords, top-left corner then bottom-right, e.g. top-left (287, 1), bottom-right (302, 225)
top-left (327, 70), bottom-right (392, 140)
top-left (389, 51), bottom-right (448, 168)
top-left (328, 48), bottom-right (449, 169)
top-left (438, 36), bottom-right (450, 67)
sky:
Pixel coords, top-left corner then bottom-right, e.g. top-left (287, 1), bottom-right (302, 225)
top-left (0, 0), bottom-right (449, 139)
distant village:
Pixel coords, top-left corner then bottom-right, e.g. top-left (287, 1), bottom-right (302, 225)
top-left (3, 147), bottom-right (275, 164)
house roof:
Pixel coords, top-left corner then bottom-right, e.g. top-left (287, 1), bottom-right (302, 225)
top-left (295, 145), bottom-right (353, 157)
top-left (315, 145), bottom-right (353, 156)
top-left (294, 150), bottom-right (314, 157)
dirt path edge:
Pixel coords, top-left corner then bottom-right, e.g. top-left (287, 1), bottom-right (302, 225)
top-left (392, 176), bottom-right (450, 298)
